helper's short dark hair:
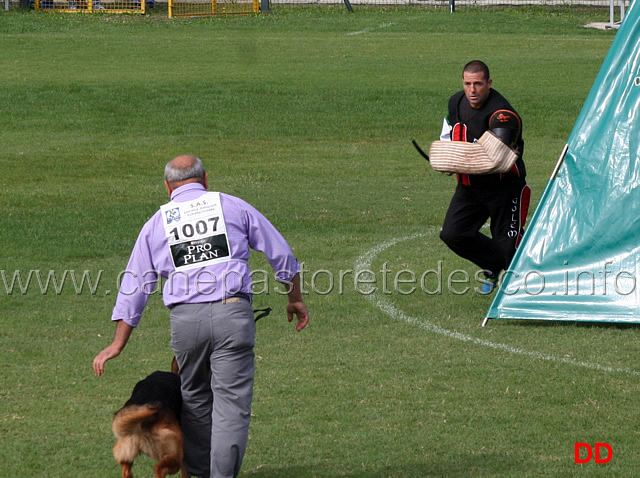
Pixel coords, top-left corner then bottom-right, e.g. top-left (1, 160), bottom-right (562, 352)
top-left (463, 60), bottom-right (490, 81)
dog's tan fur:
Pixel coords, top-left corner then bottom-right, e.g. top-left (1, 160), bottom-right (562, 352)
top-left (171, 356), bottom-right (179, 374)
top-left (111, 373), bottom-right (187, 478)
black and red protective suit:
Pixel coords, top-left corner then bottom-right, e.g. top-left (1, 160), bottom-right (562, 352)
top-left (439, 89), bottom-right (531, 277)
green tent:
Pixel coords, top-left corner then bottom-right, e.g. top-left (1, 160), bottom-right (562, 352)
top-left (485, 1), bottom-right (640, 324)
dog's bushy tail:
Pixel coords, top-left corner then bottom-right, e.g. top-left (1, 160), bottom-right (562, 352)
top-left (112, 403), bottom-right (161, 438)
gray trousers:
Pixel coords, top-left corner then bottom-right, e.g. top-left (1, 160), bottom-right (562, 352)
top-left (170, 299), bottom-right (256, 478)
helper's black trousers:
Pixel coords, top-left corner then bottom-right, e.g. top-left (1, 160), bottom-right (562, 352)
top-left (439, 179), bottom-right (531, 276)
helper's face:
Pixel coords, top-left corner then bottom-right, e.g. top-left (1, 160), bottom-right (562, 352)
top-left (463, 71), bottom-right (492, 109)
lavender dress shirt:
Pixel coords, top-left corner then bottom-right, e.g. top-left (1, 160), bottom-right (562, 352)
top-left (112, 183), bottom-right (299, 327)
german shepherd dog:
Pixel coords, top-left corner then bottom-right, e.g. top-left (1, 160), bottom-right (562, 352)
top-left (111, 371), bottom-right (187, 478)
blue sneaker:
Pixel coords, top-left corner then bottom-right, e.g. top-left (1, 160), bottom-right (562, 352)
top-left (481, 274), bottom-right (498, 294)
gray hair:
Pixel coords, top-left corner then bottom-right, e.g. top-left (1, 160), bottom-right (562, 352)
top-left (164, 156), bottom-right (206, 184)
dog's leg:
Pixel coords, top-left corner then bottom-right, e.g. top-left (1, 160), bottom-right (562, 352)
top-left (153, 458), bottom-right (184, 478)
top-left (152, 462), bottom-right (168, 478)
top-left (120, 462), bottom-right (134, 478)
top-left (114, 437), bottom-right (138, 478)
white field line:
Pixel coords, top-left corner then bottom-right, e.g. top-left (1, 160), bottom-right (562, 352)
top-left (347, 22), bottom-right (395, 35)
top-left (354, 232), bottom-right (640, 377)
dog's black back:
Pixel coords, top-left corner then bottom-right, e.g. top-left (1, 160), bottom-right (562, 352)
top-left (124, 371), bottom-right (182, 419)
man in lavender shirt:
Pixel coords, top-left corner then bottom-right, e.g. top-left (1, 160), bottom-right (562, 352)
top-left (93, 155), bottom-right (310, 478)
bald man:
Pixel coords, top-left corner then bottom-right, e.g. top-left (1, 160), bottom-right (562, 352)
top-left (94, 155), bottom-right (309, 478)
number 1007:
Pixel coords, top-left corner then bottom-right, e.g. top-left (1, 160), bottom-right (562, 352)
top-left (169, 217), bottom-right (219, 241)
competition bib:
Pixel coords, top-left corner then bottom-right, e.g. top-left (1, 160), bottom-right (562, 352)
top-left (160, 192), bottom-right (232, 271)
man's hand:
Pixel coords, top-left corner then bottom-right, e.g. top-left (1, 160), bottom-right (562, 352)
top-left (92, 320), bottom-right (134, 377)
top-left (93, 344), bottom-right (123, 377)
top-left (287, 301), bottom-right (309, 332)
top-left (284, 273), bottom-right (309, 331)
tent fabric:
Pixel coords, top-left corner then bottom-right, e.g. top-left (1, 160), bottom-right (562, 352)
top-left (486, 0), bottom-right (640, 323)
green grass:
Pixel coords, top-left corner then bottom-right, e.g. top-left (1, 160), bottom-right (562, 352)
top-left (0, 6), bottom-right (636, 477)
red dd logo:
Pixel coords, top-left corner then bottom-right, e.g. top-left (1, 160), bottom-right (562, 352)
top-left (574, 443), bottom-right (612, 463)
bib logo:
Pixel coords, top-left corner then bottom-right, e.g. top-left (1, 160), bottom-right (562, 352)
top-left (165, 207), bottom-right (181, 224)
top-left (574, 443), bottom-right (612, 463)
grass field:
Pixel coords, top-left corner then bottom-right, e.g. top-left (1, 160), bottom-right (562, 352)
top-left (1, 5), bottom-right (637, 477)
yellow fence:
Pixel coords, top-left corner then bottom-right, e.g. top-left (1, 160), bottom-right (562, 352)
top-left (34, 0), bottom-right (146, 12)
top-left (168, 0), bottom-right (258, 17)
top-left (33, 0), bottom-right (258, 15)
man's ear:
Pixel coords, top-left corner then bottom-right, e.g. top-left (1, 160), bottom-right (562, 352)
top-left (165, 179), bottom-right (173, 196)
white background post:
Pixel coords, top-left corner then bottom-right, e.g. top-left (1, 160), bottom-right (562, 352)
top-left (611, 0), bottom-right (627, 28)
